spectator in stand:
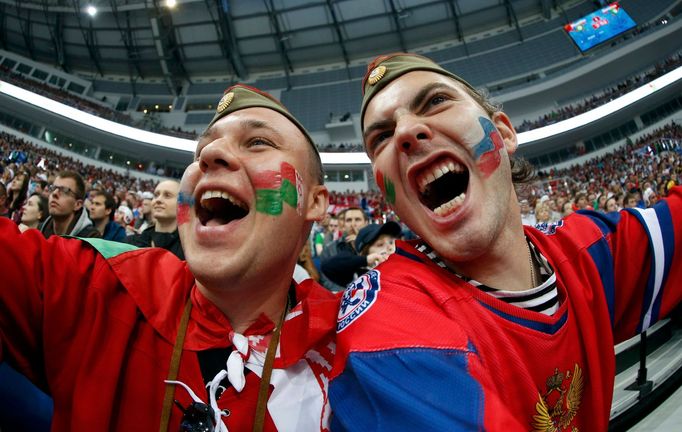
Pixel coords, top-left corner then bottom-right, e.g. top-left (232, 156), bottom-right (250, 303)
top-left (624, 191), bottom-right (642, 208)
top-left (0, 183), bottom-right (9, 218)
top-left (88, 190), bottom-right (126, 242)
top-left (534, 202), bottom-right (551, 226)
top-left (594, 193), bottom-right (608, 213)
top-left (124, 180), bottom-right (184, 260)
top-left (326, 214), bottom-right (340, 243)
top-left (7, 169), bottom-right (29, 223)
top-left (355, 221), bottom-right (401, 271)
top-left (320, 207), bottom-right (370, 287)
top-left (294, 243), bottom-right (320, 284)
top-left (18, 193), bottom-right (48, 233)
top-left (114, 205), bottom-right (135, 233)
top-left (562, 201), bottom-right (575, 218)
top-left (574, 192), bottom-right (592, 210)
top-left (134, 191), bottom-right (155, 233)
top-left (519, 199), bottom-right (536, 226)
top-left (605, 196), bottom-right (620, 213)
top-left (39, 170), bottom-right (100, 238)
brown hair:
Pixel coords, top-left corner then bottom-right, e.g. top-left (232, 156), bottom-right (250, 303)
top-left (56, 170), bottom-right (86, 199)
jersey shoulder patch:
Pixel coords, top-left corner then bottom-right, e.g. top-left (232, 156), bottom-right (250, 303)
top-left (337, 269), bottom-right (381, 332)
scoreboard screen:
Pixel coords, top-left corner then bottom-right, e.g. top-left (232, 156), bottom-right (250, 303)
top-left (564, 3), bottom-right (636, 52)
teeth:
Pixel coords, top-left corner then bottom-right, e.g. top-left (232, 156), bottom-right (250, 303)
top-left (199, 190), bottom-right (246, 210)
top-left (417, 159), bottom-right (465, 192)
top-left (433, 192), bottom-right (466, 217)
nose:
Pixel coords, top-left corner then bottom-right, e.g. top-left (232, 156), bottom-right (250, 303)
top-left (199, 140), bottom-right (241, 174)
top-left (393, 113), bottom-right (432, 154)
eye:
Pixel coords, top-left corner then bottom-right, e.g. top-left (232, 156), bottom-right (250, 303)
top-left (428, 94), bottom-right (448, 107)
top-left (368, 131), bottom-right (393, 156)
top-left (248, 137), bottom-right (276, 148)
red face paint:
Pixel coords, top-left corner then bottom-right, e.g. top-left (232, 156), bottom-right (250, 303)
top-left (176, 192), bottom-right (194, 225)
top-left (252, 170), bottom-right (282, 189)
top-left (472, 117), bottom-right (504, 178)
top-left (375, 170), bottom-right (386, 195)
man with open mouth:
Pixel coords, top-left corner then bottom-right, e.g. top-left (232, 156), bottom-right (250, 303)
top-left (328, 53), bottom-right (682, 431)
top-left (0, 85), bottom-right (340, 431)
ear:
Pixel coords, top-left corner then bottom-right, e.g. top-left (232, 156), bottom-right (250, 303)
top-left (305, 184), bottom-right (329, 222)
top-left (492, 111), bottom-right (518, 156)
top-left (74, 199), bottom-right (84, 212)
top-left (105, 207), bottom-right (113, 217)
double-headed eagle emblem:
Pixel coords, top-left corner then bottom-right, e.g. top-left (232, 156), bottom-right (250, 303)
top-left (532, 364), bottom-right (584, 432)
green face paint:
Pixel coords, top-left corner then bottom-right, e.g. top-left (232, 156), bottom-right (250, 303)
top-left (254, 162), bottom-right (304, 216)
top-left (384, 176), bottom-right (396, 205)
top-left (376, 169), bottom-right (396, 205)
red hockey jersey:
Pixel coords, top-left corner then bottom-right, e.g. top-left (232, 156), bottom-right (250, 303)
top-left (329, 187), bottom-right (682, 431)
top-left (0, 218), bottom-right (340, 431)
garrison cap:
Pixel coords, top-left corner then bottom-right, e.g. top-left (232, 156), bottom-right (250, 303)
top-left (206, 84), bottom-right (319, 155)
top-left (360, 53), bottom-right (478, 130)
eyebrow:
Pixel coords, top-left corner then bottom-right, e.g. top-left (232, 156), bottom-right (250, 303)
top-left (362, 81), bottom-right (455, 142)
top-left (195, 118), bottom-right (283, 158)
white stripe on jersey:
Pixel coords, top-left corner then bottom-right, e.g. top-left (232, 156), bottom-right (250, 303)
top-left (630, 207), bottom-right (666, 330)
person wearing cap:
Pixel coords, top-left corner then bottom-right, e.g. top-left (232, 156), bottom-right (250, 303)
top-left (0, 85), bottom-right (339, 431)
top-left (329, 53), bottom-right (682, 430)
top-left (134, 190), bottom-right (155, 233)
top-left (355, 221), bottom-right (401, 271)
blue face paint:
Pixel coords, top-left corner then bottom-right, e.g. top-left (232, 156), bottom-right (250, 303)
top-left (177, 191), bottom-right (195, 225)
top-left (471, 117), bottom-right (504, 177)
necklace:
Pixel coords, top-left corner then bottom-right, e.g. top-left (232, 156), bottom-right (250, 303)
top-left (527, 240), bottom-right (537, 288)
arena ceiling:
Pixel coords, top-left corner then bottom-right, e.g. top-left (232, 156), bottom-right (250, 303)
top-left (1, 0), bottom-right (576, 93)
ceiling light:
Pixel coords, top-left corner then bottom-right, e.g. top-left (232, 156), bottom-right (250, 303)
top-left (86, 5), bottom-right (97, 17)
top-left (166, 0), bottom-right (177, 8)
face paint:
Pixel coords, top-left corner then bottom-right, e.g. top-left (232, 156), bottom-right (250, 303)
top-left (177, 191), bottom-right (194, 226)
top-left (375, 169), bottom-right (396, 205)
top-left (471, 117), bottom-right (504, 178)
top-left (254, 162), bottom-right (304, 216)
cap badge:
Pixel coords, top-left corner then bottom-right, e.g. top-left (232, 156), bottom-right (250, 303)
top-left (367, 65), bottom-right (387, 86)
top-left (217, 92), bottom-right (235, 113)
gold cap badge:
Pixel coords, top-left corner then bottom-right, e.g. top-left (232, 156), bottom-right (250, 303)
top-left (217, 92), bottom-right (235, 113)
top-left (367, 65), bottom-right (387, 86)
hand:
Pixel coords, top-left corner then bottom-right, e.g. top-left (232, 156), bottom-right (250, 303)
top-left (366, 251), bottom-right (389, 268)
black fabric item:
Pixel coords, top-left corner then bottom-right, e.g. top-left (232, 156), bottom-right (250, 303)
top-left (124, 226), bottom-right (185, 260)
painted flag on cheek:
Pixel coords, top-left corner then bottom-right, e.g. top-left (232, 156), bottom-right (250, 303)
top-left (473, 117), bottom-right (504, 178)
top-left (254, 162), bottom-right (303, 216)
top-left (177, 192), bottom-right (194, 225)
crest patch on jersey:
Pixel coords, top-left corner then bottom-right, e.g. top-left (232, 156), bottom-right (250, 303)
top-left (337, 270), bottom-right (381, 332)
top-left (535, 220), bottom-right (564, 235)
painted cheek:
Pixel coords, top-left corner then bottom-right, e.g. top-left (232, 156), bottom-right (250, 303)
top-left (375, 169), bottom-right (396, 205)
top-left (177, 163), bottom-right (201, 226)
top-left (471, 116), bottom-right (504, 178)
top-left (254, 162), bottom-right (304, 216)
top-left (176, 192), bottom-right (194, 226)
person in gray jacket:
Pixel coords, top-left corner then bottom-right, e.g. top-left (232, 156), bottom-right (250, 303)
top-left (39, 170), bottom-right (100, 239)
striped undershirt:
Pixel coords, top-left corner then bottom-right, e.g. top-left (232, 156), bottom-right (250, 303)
top-left (415, 239), bottom-right (559, 316)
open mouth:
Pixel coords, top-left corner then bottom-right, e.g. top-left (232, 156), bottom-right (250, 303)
top-left (416, 157), bottom-right (470, 217)
top-left (196, 190), bottom-right (249, 227)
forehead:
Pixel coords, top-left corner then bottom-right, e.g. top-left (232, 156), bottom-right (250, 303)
top-left (55, 177), bottom-right (76, 188)
top-left (345, 209), bottom-right (364, 219)
top-left (155, 181), bottom-right (179, 194)
top-left (364, 70), bottom-right (469, 122)
top-left (201, 107), bottom-right (305, 146)
top-left (92, 195), bottom-right (106, 203)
